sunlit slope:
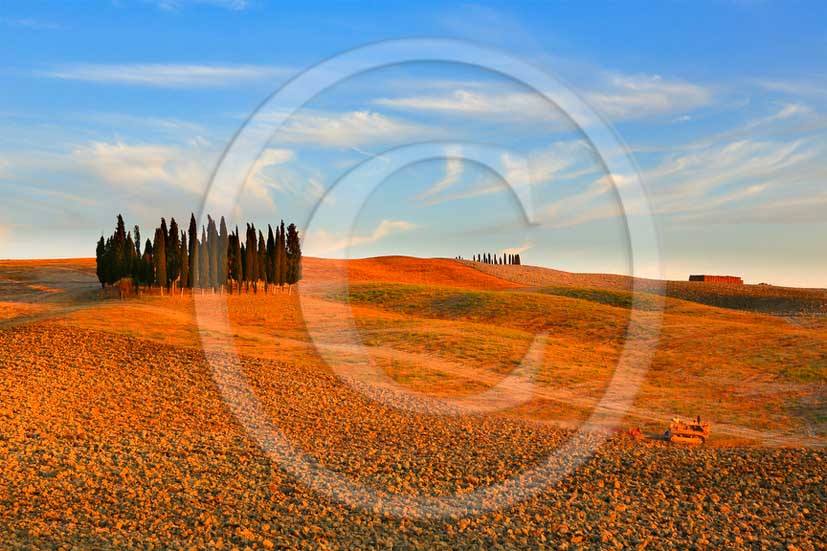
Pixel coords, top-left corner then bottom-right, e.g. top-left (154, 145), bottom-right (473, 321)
top-left (302, 256), bottom-right (521, 290)
top-left (2, 256), bottom-right (825, 443)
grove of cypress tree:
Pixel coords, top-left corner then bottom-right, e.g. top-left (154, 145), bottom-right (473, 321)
top-left (95, 213), bottom-right (307, 297)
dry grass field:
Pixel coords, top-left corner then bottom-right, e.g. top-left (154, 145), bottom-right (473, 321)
top-left (1, 256), bottom-right (826, 549)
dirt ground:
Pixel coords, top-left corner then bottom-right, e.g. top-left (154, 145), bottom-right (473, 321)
top-left (1, 257), bottom-right (825, 549)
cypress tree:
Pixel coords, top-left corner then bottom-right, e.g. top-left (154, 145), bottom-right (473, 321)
top-left (142, 239), bottom-right (154, 289)
top-left (190, 232), bottom-right (199, 292)
top-left (187, 214), bottom-right (197, 288)
top-left (274, 223), bottom-right (283, 289)
top-left (113, 214), bottom-right (128, 281)
top-left (219, 216), bottom-right (228, 292)
top-left (278, 221), bottom-right (287, 289)
top-left (207, 216), bottom-right (218, 291)
top-left (160, 218), bottom-right (168, 247)
top-left (233, 228), bottom-right (243, 294)
top-left (240, 243), bottom-right (247, 290)
top-left (96, 236), bottom-right (106, 288)
top-left (180, 232), bottom-right (189, 296)
top-left (167, 218), bottom-right (180, 290)
top-left (257, 230), bottom-right (267, 291)
top-left (285, 223), bottom-right (302, 289)
top-left (245, 224), bottom-right (257, 292)
top-left (199, 228), bottom-right (209, 290)
top-left (125, 232), bottom-right (136, 284)
top-left (153, 226), bottom-right (167, 294)
top-left (133, 225), bottom-right (141, 257)
top-left (226, 231), bottom-right (236, 290)
top-left (266, 225), bottom-right (276, 292)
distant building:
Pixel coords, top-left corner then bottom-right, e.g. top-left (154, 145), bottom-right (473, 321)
top-left (689, 275), bottom-right (744, 285)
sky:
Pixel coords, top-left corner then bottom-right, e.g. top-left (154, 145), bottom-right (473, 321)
top-left (1, 1), bottom-right (826, 287)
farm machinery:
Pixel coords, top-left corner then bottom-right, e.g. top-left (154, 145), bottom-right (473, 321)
top-left (664, 416), bottom-right (710, 445)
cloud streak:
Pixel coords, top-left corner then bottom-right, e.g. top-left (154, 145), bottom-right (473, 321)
top-left (375, 71), bottom-right (713, 124)
top-left (71, 140), bottom-right (208, 194)
top-left (585, 72), bottom-right (712, 121)
top-left (150, 0), bottom-right (249, 11)
top-left (276, 110), bottom-right (433, 148)
top-left (40, 63), bottom-right (290, 88)
top-left (305, 219), bottom-right (418, 256)
top-left (417, 146), bottom-right (464, 200)
top-left (3, 17), bottom-right (62, 30)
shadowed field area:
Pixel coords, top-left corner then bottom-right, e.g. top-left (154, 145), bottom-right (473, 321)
top-left (465, 260), bottom-right (827, 316)
top-left (1, 256), bottom-right (826, 549)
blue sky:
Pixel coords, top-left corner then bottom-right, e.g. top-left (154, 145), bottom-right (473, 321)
top-left (1, 1), bottom-right (826, 287)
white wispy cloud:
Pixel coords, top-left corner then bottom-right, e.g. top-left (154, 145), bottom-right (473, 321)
top-left (374, 72), bottom-right (712, 124)
top-left (305, 219), bottom-right (418, 256)
top-left (244, 148), bottom-right (296, 208)
top-left (149, 0), bottom-right (249, 11)
top-left (277, 110), bottom-right (432, 148)
top-left (503, 242), bottom-right (533, 255)
top-left (3, 17), bottom-right (62, 30)
top-left (541, 135), bottom-right (823, 229)
top-left (421, 140), bottom-right (598, 206)
top-left (585, 72), bottom-right (712, 121)
top-left (71, 140), bottom-right (208, 193)
top-left (78, 112), bottom-right (207, 135)
top-left (40, 63), bottom-right (290, 88)
top-left (754, 78), bottom-right (827, 99)
top-left (417, 146), bottom-right (464, 200)
top-left (375, 89), bottom-right (567, 124)
top-left (696, 191), bottom-right (827, 225)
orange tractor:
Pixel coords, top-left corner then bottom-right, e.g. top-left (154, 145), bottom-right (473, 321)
top-left (664, 416), bottom-right (710, 445)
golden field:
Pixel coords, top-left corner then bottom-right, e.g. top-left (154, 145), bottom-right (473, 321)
top-left (1, 256), bottom-right (825, 549)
